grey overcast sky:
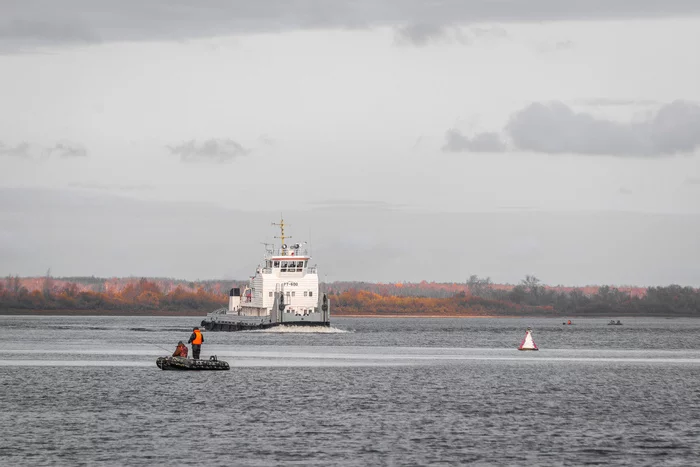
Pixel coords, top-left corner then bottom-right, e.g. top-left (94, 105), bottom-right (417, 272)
top-left (1, 1), bottom-right (699, 285)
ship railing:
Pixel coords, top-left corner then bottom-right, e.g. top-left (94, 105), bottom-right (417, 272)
top-left (265, 247), bottom-right (310, 257)
top-left (210, 307), bottom-right (228, 315)
top-left (260, 266), bottom-right (318, 274)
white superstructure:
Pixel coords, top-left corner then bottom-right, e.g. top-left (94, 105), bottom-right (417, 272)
top-left (202, 218), bottom-right (330, 331)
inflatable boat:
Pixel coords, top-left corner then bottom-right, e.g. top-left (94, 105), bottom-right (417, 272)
top-left (156, 355), bottom-right (230, 371)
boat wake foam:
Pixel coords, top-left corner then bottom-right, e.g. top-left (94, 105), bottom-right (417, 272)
top-left (245, 325), bottom-right (350, 334)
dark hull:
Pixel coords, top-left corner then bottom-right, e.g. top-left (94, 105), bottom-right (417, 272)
top-left (156, 356), bottom-right (230, 371)
top-left (201, 320), bottom-right (331, 332)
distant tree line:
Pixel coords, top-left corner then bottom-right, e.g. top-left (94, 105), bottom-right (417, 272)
top-left (0, 276), bottom-right (228, 312)
top-left (328, 275), bottom-right (700, 316)
top-left (1, 274), bottom-right (698, 316)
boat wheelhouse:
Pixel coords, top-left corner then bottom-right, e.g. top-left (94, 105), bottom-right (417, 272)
top-left (201, 218), bottom-right (330, 331)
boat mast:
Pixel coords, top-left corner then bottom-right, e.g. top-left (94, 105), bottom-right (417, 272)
top-left (272, 216), bottom-right (291, 250)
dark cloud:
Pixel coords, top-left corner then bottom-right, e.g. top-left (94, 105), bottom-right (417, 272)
top-left (442, 129), bottom-right (506, 153)
top-left (0, 141), bottom-right (31, 158)
top-left (394, 23), bottom-right (460, 46)
top-left (46, 141), bottom-right (88, 158)
top-left (394, 24), bottom-right (509, 47)
top-left (0, 19), bottom-right (99, 45)
top-left (506, 100), bottom-right (700, 156)
top-left (167, 138), bottom-right (249, 163)
top-left (2, 0), bottom-right (699, 50)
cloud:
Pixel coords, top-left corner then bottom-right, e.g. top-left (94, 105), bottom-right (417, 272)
top-left (2, 1), bottom-right (699, 50)
top-left (506, 100), bottom-right (700, 156)
top-left (618, 187), bottom-right (633, 195)
top-left (444, 100), bottom-right (700, 157)
top-left (45, 141), bottom-right (88, 158)
top-left (258, 134), bottom-right (275, 146)
top-left (470, 25), bottom-right (508, 40)
top-left (0, 142), bottom-right (32, 158)
top-left (0, 19), bottom-right (99, 46)
top-left (394, 23), bottom-right (463, 46)
top-left (686, 177), bottom-right (700, 185)
top-left (442, 129), bottom-right (506, 153)
top-left (394, 23), bottom-right (509, 47)
top-left (0, 140), bottom-right (88, 159)
top-left (555, 40), bottom-right (574, 50)
top-left (167, 138), bottom-right (250, 163)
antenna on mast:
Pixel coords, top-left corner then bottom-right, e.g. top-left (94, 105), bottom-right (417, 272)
top-left (272, 215), bottom-right (291, 249)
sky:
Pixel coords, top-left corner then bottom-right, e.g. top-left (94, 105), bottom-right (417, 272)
top-left (1, 1), bottom-right (699, 286)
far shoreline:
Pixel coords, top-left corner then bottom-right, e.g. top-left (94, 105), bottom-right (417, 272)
top-left (0, 310), bottom-right (694, 319)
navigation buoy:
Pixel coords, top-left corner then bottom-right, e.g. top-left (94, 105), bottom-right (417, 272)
top-left (518, 328), bottom-right (539, 351)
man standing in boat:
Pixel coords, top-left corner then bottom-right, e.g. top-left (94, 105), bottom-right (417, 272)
top-left (188, 327), bottom-right (204, 359)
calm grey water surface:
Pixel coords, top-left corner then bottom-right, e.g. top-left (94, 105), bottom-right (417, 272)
top-left (1, 315), bottom-right (699, 466)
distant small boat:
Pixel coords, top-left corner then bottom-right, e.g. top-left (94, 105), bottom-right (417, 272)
top-left (518, 328), bottom-right (539, 351)
top-left (608, 320), bottom-right (623, 326)
top-left (156, 356), bottom-right (230, 371)
top-left (562, 320), bottom-right (573, 325)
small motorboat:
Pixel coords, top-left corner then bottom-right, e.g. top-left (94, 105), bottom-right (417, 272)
top-left (608, 320), bottom-right (623, 326)
top-left (156, 355), bottom-right (230, 371)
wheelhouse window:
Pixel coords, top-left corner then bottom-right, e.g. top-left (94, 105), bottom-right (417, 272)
top-left (269, 292), bottom-right (273, 297)
top-left (309, 291), bottom-right (313, 297)
top-left (279, 260), bottom-right (304, 272)
top-left (304, 291), bottom-right (308, 297)
top-left (274, 261), bottom-right (280, 268)
top-left (291, 291), bottom-right (295, 297)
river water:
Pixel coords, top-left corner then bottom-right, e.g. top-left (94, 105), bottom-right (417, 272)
top-left (1, 315), bottom-right (699, 466)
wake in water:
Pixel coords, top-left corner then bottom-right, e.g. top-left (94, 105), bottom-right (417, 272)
top-left (245, 325), bottom-right (351, 334)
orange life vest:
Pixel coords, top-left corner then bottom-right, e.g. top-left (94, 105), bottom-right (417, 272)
top-left (192, 329), bottom-right (203, 345)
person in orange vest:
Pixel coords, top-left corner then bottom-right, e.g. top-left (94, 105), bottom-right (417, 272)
top-left (188, 327), bottom-right (204, 359)
top-left (172, 341), bottom-right (188, 358)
